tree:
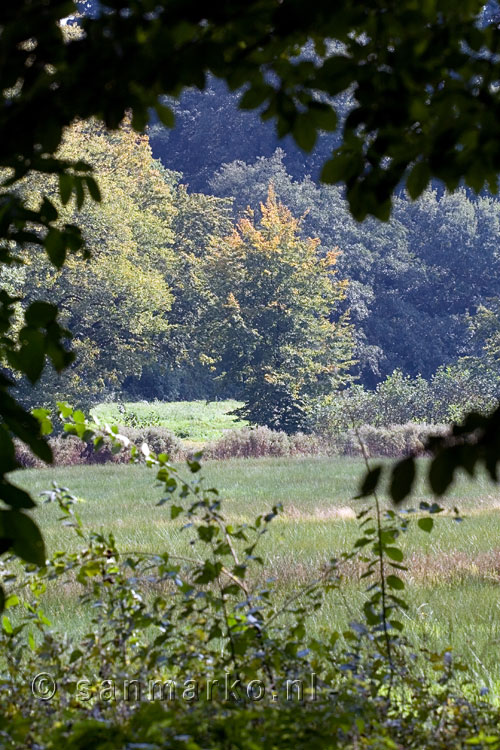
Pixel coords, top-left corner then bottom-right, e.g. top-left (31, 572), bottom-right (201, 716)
top-left (469, 298), bottom-right (500, 364)
top-left (12, 121), bottom-right (178, 405)
top-left (199, 188), bottom-right (354, 432)
top-left (124, 181), bottom-right (236, 401)
top-left (211, 152), bottom-right (500, 385)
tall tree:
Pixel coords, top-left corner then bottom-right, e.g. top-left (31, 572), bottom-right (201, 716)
top-left (199, 188), bottom-right (354, 432)
top-left (211, 152), bottom-right (500, 384)
top-left (13, 120), bottom-right (178, 405)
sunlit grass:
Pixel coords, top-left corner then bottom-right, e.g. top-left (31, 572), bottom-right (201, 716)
top-left (10, 456), bottom-right (500, 686)
top-left (91, 399), bottom-right (247, 442)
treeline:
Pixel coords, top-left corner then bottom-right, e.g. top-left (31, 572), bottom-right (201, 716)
top-left (7, 118), bottom-right (500, 430)
top-left (150, 77), bottom-right (500, 386)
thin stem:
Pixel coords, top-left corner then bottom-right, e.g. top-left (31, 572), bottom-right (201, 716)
top-left (353, 424), bottom-right (394, 691)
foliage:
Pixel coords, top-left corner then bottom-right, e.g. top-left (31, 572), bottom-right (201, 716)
top-left (3, 0), bottom-right (500, 572)
top-left (10, 121), bottom-right (178, 405)
top-left (0, 407), bottom-right (497, 747)
top-left (15, 427), bottom-right (185, 467)
top-left (198, 188), bottom-right (354, 432)
top-left (361, 404), bottom-right (500, 505)
top-left (469, 298), bottom-right (500, 364)
top-left (149, 66), bottom-right (354, 191)
top-left (314, 364), bottom-right (500, 435)
top-left (212, 154), bottom-right (500, 385)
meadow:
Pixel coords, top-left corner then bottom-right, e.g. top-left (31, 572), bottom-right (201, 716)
top-left (12, 454), bottom-right (500, 692)
top-left (91, 399), bottom-right (247, 444)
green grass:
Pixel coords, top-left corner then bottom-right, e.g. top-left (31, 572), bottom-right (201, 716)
top-left (91, 399), bottom-right (247, 443)
top-left (10, 456), bottom-right (500, 688)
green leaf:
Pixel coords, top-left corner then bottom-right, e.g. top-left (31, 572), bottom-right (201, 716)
top-left (293, 113), bottom-right (317, 152)
top-left (389, 619), bottom-right (404, 632)
top-left (407, 161), bottom-right (430, 200)
top-left (40, 197), bottom-right (58, 223)
top-left (197, 525), bottom-right (216, 542)
top-left (0, 511), bottom-right (46, 566)
top-left (429, 450), bottom-right (456, 496)
top-left (57, 402), bottom-right (73, 418)
top-left (418, 517), bottom-right (434, 533)
top-left (357, 465), bottom-right (382, 498)
top-left (386, 574), bottom-right (405, 590)
top-left (155, 103), bottom-right (175, 128)
top-left (25, 302), bottom-right (58, 326)
top-left (385, 546), bottom-right (404, 562)
top-left (0, 480), bottom-right (37, 510)
top-left (85, 176), bottom-right (101, 202)
top-left (308, 102), bottom-right (338, 132)
top-left (239, 85), bottom-right (272, 110)
top-left (59, 173), bottom-right (73, 205)
top-left (2, 615), bottom-right (13, 634)
top-left (390, 456), bottom-right (416, 504)
top-left (32, 408), bottom-right (53, 436)
top-left (75, 178), bottom-right (85, 210)
top-left (5, 594), bottom-right (19, 609)
top-left (45, 228), bottom-right (66, 268)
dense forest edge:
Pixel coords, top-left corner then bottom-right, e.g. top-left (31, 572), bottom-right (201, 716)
top-left (7, 115), bottom-right (500, 434)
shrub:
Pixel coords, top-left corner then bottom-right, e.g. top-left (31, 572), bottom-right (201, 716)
top-left (137, 427), bottom-right (184, 460)
top-left (205, 426), bottom-right (327, 459)
top-left (205, 424), bottom-right (448, 460)
top-left (14, 427), bottom-right (183, 468)
top-left (3, 421), bottom-right (499, 750)
top-left (331, 423), bottom-right (450, 458)
top-left (315, 362), bottom-right (500, 436)
top-left (429, 357), bottom-right (500, 423)
top-left (13, 439), bottom-right (45, 469)
top-left (206, 426), bottom-right (292, 459)
top-left (120, 407), bottom-right (162, 428)
top-left (289, 431), bottom-right (325, 456)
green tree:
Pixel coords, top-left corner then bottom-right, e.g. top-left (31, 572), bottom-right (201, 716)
top-left (199, 188), bottom-right (354, 432)
top-left (13, 121), bottom-right (177, 405)
top-left (469, 298), bottom-right (500, 364)
top-left (126, 182), bottom-right (236, 401)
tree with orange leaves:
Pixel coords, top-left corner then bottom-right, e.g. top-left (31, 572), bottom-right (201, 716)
top-left (200, 188), bottom-right (355, 432)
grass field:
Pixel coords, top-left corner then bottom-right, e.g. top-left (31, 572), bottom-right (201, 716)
top-left (91, 399), bottom-right (247, 443)
top-left (11, 455), bottom-right (500, 691)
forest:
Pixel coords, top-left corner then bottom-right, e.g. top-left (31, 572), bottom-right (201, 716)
top-left (10, 111), bottom-right (500, 430)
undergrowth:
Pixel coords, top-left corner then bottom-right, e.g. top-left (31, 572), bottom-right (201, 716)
top-left (0, 406), bottom-right (499, 748)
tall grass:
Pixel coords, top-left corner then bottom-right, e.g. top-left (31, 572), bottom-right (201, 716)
top-left (11, 456), bottom-right (500, 686)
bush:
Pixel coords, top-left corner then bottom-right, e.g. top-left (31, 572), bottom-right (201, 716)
top-left (332, 423), bottom-right (450, 458)
top-left (205, 426), bottom-right (325, 459)
top-left (429, 357), bottom-right (500, 423)
top-left (137, 427), bottom-right (184, 459)
top-left (13, 439), bottom-right (45, 469)
top-left (315, 362), bottom-right (500, 436)
top-left (205, 424), bottom-right (448, 460)
top-left (14, 427), bottom-right (184, 468)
